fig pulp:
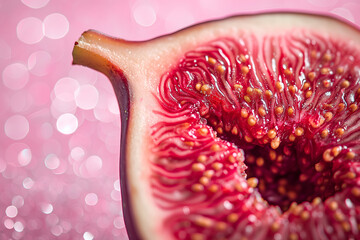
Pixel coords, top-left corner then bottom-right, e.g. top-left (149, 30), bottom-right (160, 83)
top-left (72, 13), bottom-right (360, 240)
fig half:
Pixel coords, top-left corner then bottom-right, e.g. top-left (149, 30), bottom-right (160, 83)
top-left (72, 13), bottom-right (360, 240)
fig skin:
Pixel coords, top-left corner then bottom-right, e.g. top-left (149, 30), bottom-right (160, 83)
top-left (73, 13), bottom-right (360, 240)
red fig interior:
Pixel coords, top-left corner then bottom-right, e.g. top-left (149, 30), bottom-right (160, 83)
top-left (72, 13), bottom-right (360, 240)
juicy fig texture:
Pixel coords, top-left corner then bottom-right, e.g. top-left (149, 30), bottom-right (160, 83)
top-left (72, 13), bottom-right (360, 240)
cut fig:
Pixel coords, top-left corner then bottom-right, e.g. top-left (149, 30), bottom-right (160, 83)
top-left (72, 13), bottom-right (360, 240)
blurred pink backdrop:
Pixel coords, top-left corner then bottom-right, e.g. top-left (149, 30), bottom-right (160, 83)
top-left (1, 0), bottom-right (360, 239)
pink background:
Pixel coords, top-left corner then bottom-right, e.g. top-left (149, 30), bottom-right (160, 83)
top-left (1, 0), bottom-right (360, 239)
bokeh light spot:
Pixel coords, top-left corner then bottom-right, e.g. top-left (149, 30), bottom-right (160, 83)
top-left (43, 13), bottom-right (69, 39)
top-left (85, 193), bottom-right (98, 206)
top-left (85, 155), bottom-right (103, 174)
top-left (16, 17), bottom-right (44, 44)
top-left (54, 77), bottom-right (79, 102)
top-left (56, 113), bottom-right (78, 135)
top-left (23, 177), bottom-right (34, 189)
top-left (41, 203), bottom-right (53, 214)
top-left (133, 4), bottom-right (156, 27)
top-left (5, 205), bottom-right (18, 218)
top-left (2, 63), bottom-right (29, 90)
top-left (14, 221), bottom-right (24, 232)
top-left (28, 50), bottom-right (52, 76)
top-left (18, 148), bottom-right (32, 166)
top-left (44, 154), bottom-right (60, 170)
top-left (83, 231), bottom-right (94, 240)
top-left (21, 0), bottom-right (50, 9)
top-left (75, 84), bottom-right (99, 110)
top-left (4, 115), bottom-right (29, 140)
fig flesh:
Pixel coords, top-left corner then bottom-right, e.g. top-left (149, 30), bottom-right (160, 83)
top-left (72, 13), bottom-right (360, 240)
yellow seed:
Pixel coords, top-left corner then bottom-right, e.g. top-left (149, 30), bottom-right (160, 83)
top-left (294, 127), bottom-right (304, 136)
top-left (278, 186), bottom-right (286, 195)
top-left (311, 50), bottom-right (317, 58)
top-left (247, 177), bottom-right (259, 188)
top-left (265, 90), bottom-right (273, 99)
top-left (321, 129), bottom-right (329, 138)
top-left (312, 197), bottom-right (322, 206)
top-left (197, 155), bottom-right (207, 163)
top-left (335, 128), bottom-right (345, 137)
top-left (191, 233), bottom-right (204, 240)
top-left (328, 201), bottom-right (338, 211)
top-left (305, 90), bottom-right (313, 98)
top-left (299, 173), bottom-right (308, 182)
top-left (271, 137), bottom-right (280, 149)
top-left (271, 222), bottom-right (280, 232)
top-left (217, 65), bottom-right (226, 74)
top-left (308, 72), bottom-right (316, 81)
top-left (258, 106), bottom-right (266, 117)
top-left (201, 84), bottom-right (210, 93)
top-left (276, 81), bottom-right (284, 92)
top-left (195, 216), bottom-right (213, 228)
top-left (192, 163), bottom-right (206, 172)
top-left (289, 233), bottom-right (299, 240)
top-left (228, 155), bottom-right (236, 163)
top-left (241, 108), bottom-right (248, 118)
top-left (212, 162), bottom-right (223, 171)
top-left (342, 222), bottom-right (351, 232)
top-left (321, 67), bottom-right (330, 75)
top-left (324, 112), bottom-right (333, 122)
top-left (239, 54), bottom-right (246, 62)
top-left (207, 57), bottom-right (216, 65)
top-left (323, 80), bottom-right (331, 88)
top-left (231, 126), bottom-right (238, 135)
top-left (185, 141), bottom-right (195, 147)
top-left (334, 210), bottom-right (345, 222)
top-left (215, 222), bottom-right (227, 231)
top-left (195, 83), bottom-right (202, 91)
top-left (289, 85), bottom-right (296, 95)
top-left (303, 82), bottom-right (310, 90)
top-left (269, 150), bottom-right (277, 161)
top-left (300, 211), bottom-right (310, 220)
top-left (322, 149), bottom-right (334, 162)
top-left (244, 95), bottom-right (251, 103)
top-left (340, 80), bottom-right (350, 88)
top-left (211, 144), bottom-right (221, 152)
top-left (346, 151), bottom-right (355, 160)
top-left (349, 103), bottom-right (358, 112)
top-left (227, 213), bottom-right (239, 223)
top-left (351, 187), bottom-right (360, 197)
top-left (244, 135), bottom-right (253, 143)
top-left (241, 66), bottom-right (249, 75)
top-left (275, 106), bottom-right (284, 115)
top-left (199, 176), bottom-right (210, 186)
top-left (315, 162), bottom-right (325, 172)
top-left (288, 107), bottom-right (294, 116)
top-left (335, 66), bottom-right (345, 75)
top-left (234, 84), bottom-right (243, 90)
top-left (197, 127), bottom-right (209, 136)
top-left (256, 157), bottom-right (265, 167)
top-left (267, 129), bottom-right (277, 139)
top-left (247, 116), bottom-right (257, 126)
top-left (208, 184), bottom-right (219, 193)
top-left (246, 87), bottom-right (254, 95)
top-left (323, 53), bottom-right (332, 62)
top-left (192, 183), bottom-right (204, 192)
top-left (338, 103), bottom-right (345, 112)
top-left (284, 68), bottom-right (292, 77)
top-left (216, 127), bottom-right (223, 135)
top-left (289, 134), bottom-right (296, 142)
top-left (331, 146), bottom-right (341, 157)
top-left (288, 191), bottom-right (297, 200)
top-left (203, 170), bottom-right (215, 178)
